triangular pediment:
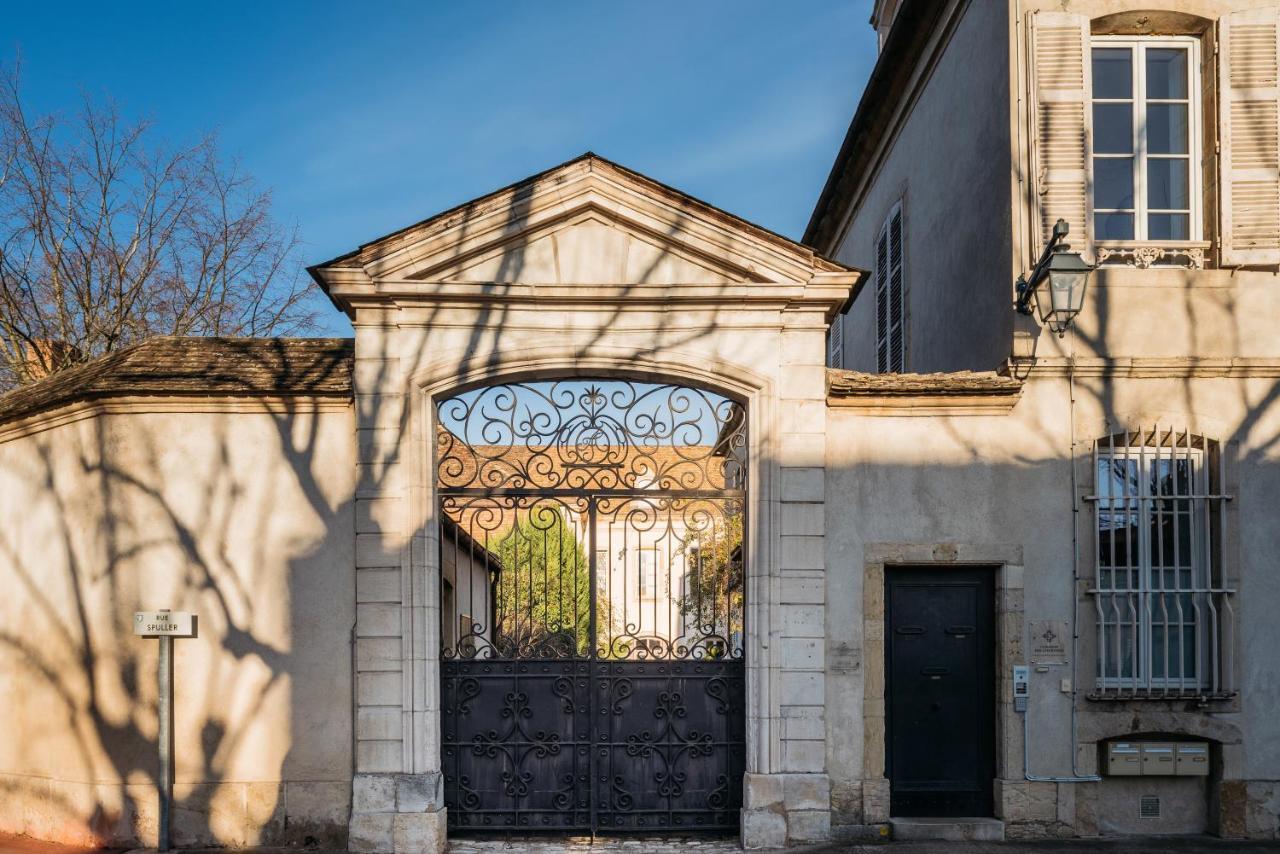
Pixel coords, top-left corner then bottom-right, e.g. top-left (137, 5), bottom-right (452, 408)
top-left (416, 207), bottom-right (754, 285)
top-left (309, 154), bottom-right (859, 309)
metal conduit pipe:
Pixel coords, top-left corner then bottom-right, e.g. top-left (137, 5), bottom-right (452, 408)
top-left (1023, 333), bottom-right (1101, 784)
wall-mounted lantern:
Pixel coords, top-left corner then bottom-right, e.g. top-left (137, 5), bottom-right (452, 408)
top-left (1015, 219), bottom-right (1093, 337)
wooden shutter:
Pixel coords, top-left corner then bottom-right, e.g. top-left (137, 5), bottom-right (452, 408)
top-left (1219, 8), bottom-right (1280, 266)
top-left (875, 224), bottom-right (890, 372)
top-left (1029, 11), bottom-right (1093, 255)
top-left (875, 204), bottom-right (906, 373)
top-left (887, 207), bottom-right (905, 372)
top-left (828, 314), bottom-right (844, 369)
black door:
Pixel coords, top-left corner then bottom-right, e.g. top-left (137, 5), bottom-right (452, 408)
top-left (886, 567), bottom-right (994, 817)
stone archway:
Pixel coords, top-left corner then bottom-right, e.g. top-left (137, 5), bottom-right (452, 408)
top-left (308, 154), bottom-right (861, 852)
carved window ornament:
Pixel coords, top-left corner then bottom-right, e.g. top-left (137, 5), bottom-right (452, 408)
top-left (1094, 241), bottom-right (1209, 269)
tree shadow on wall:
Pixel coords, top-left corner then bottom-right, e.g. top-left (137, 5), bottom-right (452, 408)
top-left (0, 340), bottom-right (357, 848)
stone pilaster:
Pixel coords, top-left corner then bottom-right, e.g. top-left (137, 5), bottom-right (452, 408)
top-left (741, 315), bottom-right (834, 848)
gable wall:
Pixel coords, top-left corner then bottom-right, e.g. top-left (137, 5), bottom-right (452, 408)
top-left (830, 0), bottom-right (1016, 374)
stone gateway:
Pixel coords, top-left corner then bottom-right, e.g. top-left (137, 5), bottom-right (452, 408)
top-left (4, 0), bottom-right (1280, 848)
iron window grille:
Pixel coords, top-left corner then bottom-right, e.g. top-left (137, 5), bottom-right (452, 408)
top-left (1087, 428), bottom-right (1234, 698)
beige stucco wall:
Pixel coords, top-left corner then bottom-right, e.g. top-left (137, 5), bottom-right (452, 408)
top-left (0, 401), bottom-right (356, 847)
top-left (832, 0), bottom-right (1016, 375)
top-left (824, 369), bottom-right (1280, 838)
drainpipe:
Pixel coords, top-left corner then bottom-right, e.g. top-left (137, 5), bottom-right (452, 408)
top-left (1023, 334), bottom-right (1100, 784)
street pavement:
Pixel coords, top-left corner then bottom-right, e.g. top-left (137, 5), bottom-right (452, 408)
top-left (4, 832), bottom-right (1280, 854)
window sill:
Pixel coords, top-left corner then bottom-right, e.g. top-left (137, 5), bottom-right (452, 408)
top-left (1087, 689), bottom-right (1235, 702)
top-left (1095, 241), bottom-right (1211, 270)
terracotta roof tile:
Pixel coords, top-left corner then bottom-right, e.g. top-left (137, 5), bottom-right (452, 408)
top-left (0, 336), bottom-right (353, 425)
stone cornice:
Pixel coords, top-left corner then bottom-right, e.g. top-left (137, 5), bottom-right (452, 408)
top-left (826, 368), bottom-right (1022, 415)
top-left (1013, 357), bottom-right (1280, 379)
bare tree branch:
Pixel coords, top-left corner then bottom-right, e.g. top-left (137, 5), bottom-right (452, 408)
top-left (0, 62), bottom-right (321, 388)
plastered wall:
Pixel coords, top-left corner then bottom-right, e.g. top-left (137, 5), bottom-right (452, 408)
top-left (0, 402), bottom-right (357, 847)
top-left (824, 371), bottom-right (1280, 838)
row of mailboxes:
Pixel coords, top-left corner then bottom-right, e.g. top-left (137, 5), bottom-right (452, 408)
top-left (1105, 741), bottom-right (1210, 776)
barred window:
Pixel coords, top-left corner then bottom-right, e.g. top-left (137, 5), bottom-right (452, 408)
top-left (1089, 428), bottom-right (1234, 697)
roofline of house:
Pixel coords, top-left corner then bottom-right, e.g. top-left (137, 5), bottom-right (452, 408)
top-left (802, 0), bottom-right (951, 254)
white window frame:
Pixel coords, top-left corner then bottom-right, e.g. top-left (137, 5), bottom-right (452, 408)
top-left (1090, 36), bottom-right (1203, 244)
top-left (874, 201), bottom-right (906, 373)
top-left (1088, 429), bottom-right (1234, 697)
top-left (638, 548), bottom-right (658, 599)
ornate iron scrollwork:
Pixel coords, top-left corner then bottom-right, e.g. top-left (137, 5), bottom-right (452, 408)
top-left (438, 379), bottom-right (746, 834)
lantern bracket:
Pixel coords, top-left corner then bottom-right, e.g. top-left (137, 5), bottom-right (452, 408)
top-left (1015, 219), bottom-right (1071, 316)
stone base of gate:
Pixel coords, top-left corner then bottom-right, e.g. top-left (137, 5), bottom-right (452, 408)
top-left (348, 773), bottom-right (447, 854)
top-left (741, 773), bottom-right (832, 848)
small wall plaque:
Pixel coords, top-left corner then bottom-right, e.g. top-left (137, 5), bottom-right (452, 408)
top-left (1029, 619), bottom-right (1069, 665)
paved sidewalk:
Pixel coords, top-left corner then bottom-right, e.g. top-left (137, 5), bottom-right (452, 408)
top-left (5, 832), bottom-right (1280, 854)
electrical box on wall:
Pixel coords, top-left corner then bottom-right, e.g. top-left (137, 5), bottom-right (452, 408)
top-left (1105, 741), bottom-right (1209, 776)
top-left (1012, 665), bottom-right (1029, 712)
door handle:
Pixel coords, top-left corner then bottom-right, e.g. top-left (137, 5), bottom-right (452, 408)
top-left (946, 625), bottom-right (975, 635)
top-left (921, 666), bottom-right (949, 676)
top-left (896, 625), bottom-right (926, 635)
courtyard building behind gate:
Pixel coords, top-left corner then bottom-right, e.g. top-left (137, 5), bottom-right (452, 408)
top-left (0, 0), bottom-right (1278, 849)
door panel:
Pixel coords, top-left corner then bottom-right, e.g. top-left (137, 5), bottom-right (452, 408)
top-left (886, 567), bottom-right (995, 817)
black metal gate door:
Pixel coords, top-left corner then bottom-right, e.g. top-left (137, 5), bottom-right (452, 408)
top-left (885, 567), bottom-right (995, 817)
top-left (436, 380), bottom-right (746, 834)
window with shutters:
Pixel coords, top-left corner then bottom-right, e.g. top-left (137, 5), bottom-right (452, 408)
top-left (1090, 38), bottom-right (1202, 247)
top-left (1031, 9), bottom-right (1280, 269)
top-left (874, 202), bottom-right (905, 373)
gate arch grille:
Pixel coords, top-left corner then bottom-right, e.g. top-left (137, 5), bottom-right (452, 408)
top-left (437, 379), bottom-right (746, 833)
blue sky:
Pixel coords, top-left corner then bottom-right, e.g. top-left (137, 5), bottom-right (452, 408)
top-left (6, 1), bottom-right (877, 335)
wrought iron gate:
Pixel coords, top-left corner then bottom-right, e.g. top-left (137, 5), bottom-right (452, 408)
top-left (437, 380), bottom-right (746, 834)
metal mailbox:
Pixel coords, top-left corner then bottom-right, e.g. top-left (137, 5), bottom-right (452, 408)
top-left (1176, 743), bottom-right (1210, 776)
top-left (1106, 742), bottom-right (1143, 775)
top-left (1106, 740), bottom-right (1209, 776)
top-left (1141, 743), bottom-right (1177, 775)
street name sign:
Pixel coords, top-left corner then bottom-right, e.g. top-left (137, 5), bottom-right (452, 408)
top-left (134, 610), bottom-right (195, 637)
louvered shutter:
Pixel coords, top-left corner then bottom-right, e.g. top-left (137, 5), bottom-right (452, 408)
top-left (887, 207), bottom-right (905, 372)
top-left (828, 314), bottom-right (844, 368)
top-left (1219, 8), bottom-right (1280, 266)
top-left (1029, 12), bottom-right (1093, 255)
top-left (874, 204), bottom-right (906, 373)
top-left (875, 225), bottom-right (890, 372)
